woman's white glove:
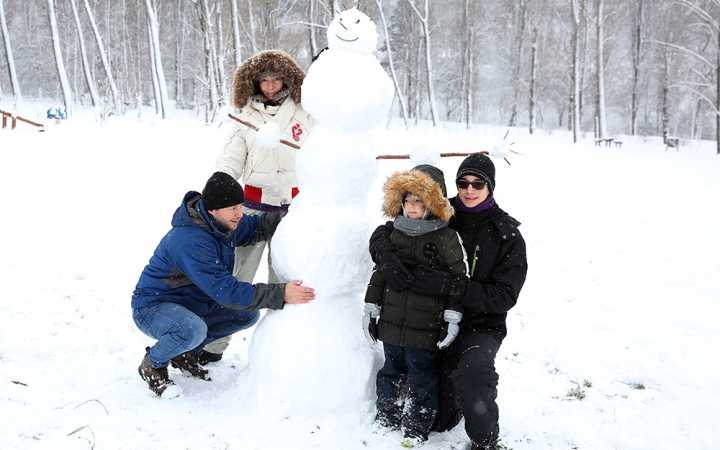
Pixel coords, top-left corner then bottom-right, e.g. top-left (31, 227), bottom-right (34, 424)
top-left (362, 303), bottom-right (381, 344)
top-left (437, 310), bottom-right (463, 349)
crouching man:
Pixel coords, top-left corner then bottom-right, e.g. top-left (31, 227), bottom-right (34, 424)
top-left (131, 172), bottom-right (315, 397)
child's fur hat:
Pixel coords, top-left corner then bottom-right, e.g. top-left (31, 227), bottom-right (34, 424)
top-left (382, 165), bottom-right (454, 222)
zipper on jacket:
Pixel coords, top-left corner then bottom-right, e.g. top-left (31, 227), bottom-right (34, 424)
top-left (399, 289), bottom-right (408, 347)
top-left (471, 244), bottom-right (480, 277)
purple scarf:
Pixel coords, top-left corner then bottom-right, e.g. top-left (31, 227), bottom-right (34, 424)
top-left (456, 194), bottom-right (495, 214)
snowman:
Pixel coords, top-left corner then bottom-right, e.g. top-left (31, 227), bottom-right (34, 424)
top-left (245, 7), bottom-right (395, 422)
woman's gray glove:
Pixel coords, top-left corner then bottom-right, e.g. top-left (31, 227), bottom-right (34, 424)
top-left (437, 310), bottom-right (462, 349)
top-left (362, 303), bottom-right (381, 344)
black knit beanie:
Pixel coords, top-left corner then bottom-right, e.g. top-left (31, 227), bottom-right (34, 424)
top-left (456, 153), bottom-right (496, 192)
top-left (412, 164), bottom-right (448, 197)
top-left (202, 172), bottom-right (245, 210)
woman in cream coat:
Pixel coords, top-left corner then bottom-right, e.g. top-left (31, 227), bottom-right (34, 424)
top-left (203, 50), bottom-right (316, 362)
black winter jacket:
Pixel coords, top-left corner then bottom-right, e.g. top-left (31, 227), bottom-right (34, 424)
top-left (370, 198), bottom-right (527, 338)
top-left (365, 225), bottom-right (467, 350)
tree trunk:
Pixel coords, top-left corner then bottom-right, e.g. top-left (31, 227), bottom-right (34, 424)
top-left (144, 0), bottom-right (169, 118)
top-left (231, 0), bottom-right (242, 68)
top-left (70, 0), bottom-right (101, 108)
top-left (596, 0), bottom-right (607, 139)
top-left (0, 0), bottom-right (21, 108)
top-left (662, 51), bottom-right (670, 143)
top-left (405, 0), bottom-right (439, 126)
top-left (215, 5), bottom-right (227, 107)
top-left (571, 0), bottom-right (582, 142)
top-left (508, 0), bottom-right (528, 127)
top-left (529, 27), bottom-right (538, 135)
top-left (82, 0), bottom-right (119, 111)
top-left (376, 0), bottom-right (407, 126)
top-left (197, 0), bottom-right (219, 122)
top-left (48, 0), bottom-right (73, 111)
top-left (148, 23), bottom-right (161, 115)
top-left (630, 0), bottom-right (644, 136)
top-left (716, 27), bottom-right (719, 155)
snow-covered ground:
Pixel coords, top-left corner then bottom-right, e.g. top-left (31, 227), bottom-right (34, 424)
top-left (1, 102), bottom-right (719, 449)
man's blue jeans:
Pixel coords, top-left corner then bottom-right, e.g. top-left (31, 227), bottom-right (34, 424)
top-left (133, 302), bottom-right (259, 368)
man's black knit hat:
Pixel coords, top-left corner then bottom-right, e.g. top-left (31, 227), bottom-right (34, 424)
top-left (202, 172), bottom-right (245, 210)
top-left (456, 153), bottom-right (496, 192)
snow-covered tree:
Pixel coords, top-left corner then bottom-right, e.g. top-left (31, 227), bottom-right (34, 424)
top-left (144, 0), bottom-right (169, 118)
top-left (69, 0), bottom-right (100, 108)
top-left (82, 0), bottom-right (120, 112)
top-left (0, 0), bottom-right (21, 108)
top-left (47, 0), bottom-right (72, 111)
top-left (405, 0), bottom-right (439, 126)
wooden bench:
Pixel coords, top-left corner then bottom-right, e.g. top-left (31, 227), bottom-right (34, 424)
top-left (594, 138), bottom-right (603, 146)
top-left (614, 140), bottom-right (623, 148)
top-left (665, 137), bottom-right (679, 152)
top-left (0, 109), bottom-right (45, 131)
top-left (603, 138), bottom-right (614, 147)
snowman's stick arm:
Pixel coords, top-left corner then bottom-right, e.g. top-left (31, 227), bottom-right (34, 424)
top-left (228, 114), bottom-right (302, 150)
top-left (376, 151), bottom-right (510, 165)
top-left (375, 152), bottom-right (481, 160)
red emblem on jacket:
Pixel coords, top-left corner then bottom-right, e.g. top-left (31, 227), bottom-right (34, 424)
top-left (292, 123), bottom-right (302, 142)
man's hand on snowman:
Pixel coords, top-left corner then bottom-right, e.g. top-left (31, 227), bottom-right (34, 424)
top-left (362, 303), bottom-right (381, 344)
top-left (256, 122), bottom-right (285, 149)
top-left (437, 310), bottom-right (462, 349)
top-left (284, 280), bottom-right (315, 304)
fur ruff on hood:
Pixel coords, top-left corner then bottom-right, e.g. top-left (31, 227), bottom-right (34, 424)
top-left (232, 50), bottom-right (306, 109)
top-left (382, 170), bottom-right (455, 222)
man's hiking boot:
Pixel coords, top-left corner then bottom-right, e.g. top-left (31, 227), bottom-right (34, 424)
top-left (170, 351), bottom-right (211, 380)
top-left (138, 352), bottom-right (177, 397)
top-left (196, 350), bottom-right (223, 365)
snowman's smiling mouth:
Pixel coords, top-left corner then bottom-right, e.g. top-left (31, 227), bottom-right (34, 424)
top-left (336, 34), bottom-right (359, 42)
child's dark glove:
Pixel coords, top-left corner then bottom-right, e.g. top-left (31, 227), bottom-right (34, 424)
top-left (411, 265), bottom-right (468, 300)
top-left (377, 251), bottom-right (416, 291)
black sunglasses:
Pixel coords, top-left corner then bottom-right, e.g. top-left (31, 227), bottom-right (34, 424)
top-left (456, 179), bottom-right (488, 190)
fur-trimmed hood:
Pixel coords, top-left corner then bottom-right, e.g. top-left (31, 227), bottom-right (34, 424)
top-left (232, 50), bottom-right (306, 109)
top-left (382, 167), bottom-right (454, 222)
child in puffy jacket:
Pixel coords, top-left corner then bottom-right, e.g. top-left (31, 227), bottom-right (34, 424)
top-left (363, 164), bottom-right (468, 447)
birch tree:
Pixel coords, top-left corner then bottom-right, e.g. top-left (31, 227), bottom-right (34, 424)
top-left (595, 0), bottom-right (607, 139)
top-left (196, 0), bottom-right (219, 122)
top-left (507, 0), bottom-right (528, 127)
top-left (570, 0), bottom-right (583, 142)
top-left (230, 0), bottom-right (242, 68)
top-left (82, 0), bottom-right (120, 111)
top-left (673, 0), bottom-right (719, 155)
top-left (47, 0), bottom-right (72, 111)
top-left (630, 0), bottom-right (645, 136)
top-left (529, 27), bottom-right (538, 134)
top-left (461, 0), bottom-right (475, 128)
top-left (405, 0), bottom-right (439, 126)
top-left (0, 0), bottom-right (21, 108)
top-left (69, 0), bottom-right (100, 108)
top-left (144, 0), bottom-right (169, 118)
top-left (376, 0), bottom-right (407, 125)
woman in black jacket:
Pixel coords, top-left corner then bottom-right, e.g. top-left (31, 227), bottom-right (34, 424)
top-left (369, 153), bottom-right (527, 450)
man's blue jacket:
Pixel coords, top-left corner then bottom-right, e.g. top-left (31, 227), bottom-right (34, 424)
top-left (131, 192), bottom-right (285, 315)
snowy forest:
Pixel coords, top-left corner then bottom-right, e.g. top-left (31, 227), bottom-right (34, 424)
top-left (0, 0), bottom-right (718, 153)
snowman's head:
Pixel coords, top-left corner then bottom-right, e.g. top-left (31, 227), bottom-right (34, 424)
top-left (326, 7), bottom-right (378, 54)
